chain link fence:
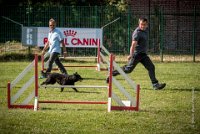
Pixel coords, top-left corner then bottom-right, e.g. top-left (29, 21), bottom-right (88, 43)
top-left (0, 3), bottom-right (199, 61)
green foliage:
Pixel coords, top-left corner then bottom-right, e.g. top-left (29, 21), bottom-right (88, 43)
top-left (0, 52), bottom-right (34, 61)
top-left (107, 0), bottom-right (128, 12)
top-left (1, 4), bottom-right (135, 54)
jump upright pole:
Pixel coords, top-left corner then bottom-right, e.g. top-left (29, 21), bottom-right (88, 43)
top-left (135, 84), bottom-right (140, 111)
top-left (7, 82), bottom-right (11, 109)
top-left (108, 54), bottom-right (113, 112)
top-left (34, 54), bottom-right (39, 111)
top-left (97, 42), bottom-right (101, 71)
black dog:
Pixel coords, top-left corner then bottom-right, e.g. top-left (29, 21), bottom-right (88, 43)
top-left (41, 71), bottom-right (83, 92)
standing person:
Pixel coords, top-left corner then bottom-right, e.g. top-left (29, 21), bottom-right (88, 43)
top-left (41, 18), bottom-right (68, 78)
top-left (107, 17), bottom-right (166, 90)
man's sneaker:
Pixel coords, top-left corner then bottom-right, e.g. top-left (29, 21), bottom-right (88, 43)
top-left (106, 70), bottom-right (119, 83)
top-left (153, 83), bottom-right (166, 90)
top-left (39, 75), bottom-right (46, 79)
top-left (112, 70), bottom-right (120, 76)
top-left (40, 70), bottom-right (47, 79)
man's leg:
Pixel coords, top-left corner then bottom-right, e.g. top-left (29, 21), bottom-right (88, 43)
top-left (55, 56), bottom-right (68, 75)
top-left (140, 54), bottom-right (158, 84)
top-left (107, 54), bottom-right (140, 83)
top-left (46, 52), bottom-right (58, 73)
top-left (140, 55), bottom-right (166, 90)
top-left (40, 52), bottom-right (58, 78)
top-left (112, 54), bottom-right (141, 76)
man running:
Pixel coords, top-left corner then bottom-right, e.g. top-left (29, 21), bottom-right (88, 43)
top-left (107, 17), bottom-right (166, 90)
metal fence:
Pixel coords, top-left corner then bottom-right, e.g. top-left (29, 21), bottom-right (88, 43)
top-left (0, 4), bottom-right (199, 61)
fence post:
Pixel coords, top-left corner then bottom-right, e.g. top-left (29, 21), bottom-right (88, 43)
top-left (94, 6), bottom-right (98, 60)
top-left (192, 6), bottom-right (196, 62)
top-left (7, 82), bottom-right (11, 109)
top-left (159, 7), bottom-right (164, 62)
top-left (26, 3), bottom-right (32, 55)
top-left (127, 5), bottom-right (131, 51)
top-left (60, 6), bottom-right (64, 27)
top-left (148, 0), bottom-right (151, 50)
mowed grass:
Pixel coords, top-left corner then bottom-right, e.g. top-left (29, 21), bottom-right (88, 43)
top-left (0, 60), bottom-right (200, 134)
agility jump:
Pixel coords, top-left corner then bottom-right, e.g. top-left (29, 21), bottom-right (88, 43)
top-left (7, 55), bottom-right (38, 109)
top-left (7, 46), bottom-right (140, 112)
top-left (41, 39), bottom-right (103, 72)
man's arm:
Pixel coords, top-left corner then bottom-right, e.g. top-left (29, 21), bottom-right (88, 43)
top-left (42, 41), bottom-right (50, 55)
top-left (61, 40), bottom-right (67, 57)
top-left (127, 40), bottom-right (137, 61)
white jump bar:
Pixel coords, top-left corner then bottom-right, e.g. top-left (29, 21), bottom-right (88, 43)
top-left (60, 57), bottom-right (97, 59)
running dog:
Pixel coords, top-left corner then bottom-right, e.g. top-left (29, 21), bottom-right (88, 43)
top-left (41, 71), bottom-right (83, 92)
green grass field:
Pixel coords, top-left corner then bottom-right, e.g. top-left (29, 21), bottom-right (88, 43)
top-left (0, 60), bottom-right (200, 134)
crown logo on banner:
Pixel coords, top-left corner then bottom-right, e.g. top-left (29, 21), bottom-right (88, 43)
top-left (64, 30), bottom-right (77, 37)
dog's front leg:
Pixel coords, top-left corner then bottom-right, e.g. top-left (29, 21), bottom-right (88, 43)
top-left (61, 87), bottom-right (64, 92)
top-left (72, 88), bottom-right (78, 92)
top-left (60, 82), bottom-right (64, 92)
top-left (60, 79), bottom-right (66, 92)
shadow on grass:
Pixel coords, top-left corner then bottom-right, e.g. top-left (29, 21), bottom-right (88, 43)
top-left (139, 109), bottom-right (190, 113)
top-left (0, 86), bottom-right (22, 88)
top-left (84, 77), bottom-right (126, 81)
top-left (140, 87), bottom-right (200, 92)
top-left (166, 88), bottom-right (200, 92)
top-left (62, 90), bottom-right (102, 94)
top-left (40, 107), bottom-right (106, 112)
top-left (83, 78), bottom-right (107, 81)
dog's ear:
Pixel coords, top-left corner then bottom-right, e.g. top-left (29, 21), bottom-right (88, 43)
top-left (74, 72), bottom-right (79, 75)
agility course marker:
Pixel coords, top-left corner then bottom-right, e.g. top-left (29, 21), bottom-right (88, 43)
top-left (107, 54), bottom-right (113, 112)
top-left (100, 45), bottom-right (140, 111)
top-left (41, 43), bottom-right (102, 71)
top-left (8, 49), bottom-right (140, 112)
top-left (7, 54), bottom-right (109, 111)
top-left (37, 53), bottom-right (113, 110)
top-left (7, 54), bottom-right (39, 109)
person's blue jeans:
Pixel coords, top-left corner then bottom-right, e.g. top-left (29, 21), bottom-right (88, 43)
top-left (46, 52), bottom-right (67, 74)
